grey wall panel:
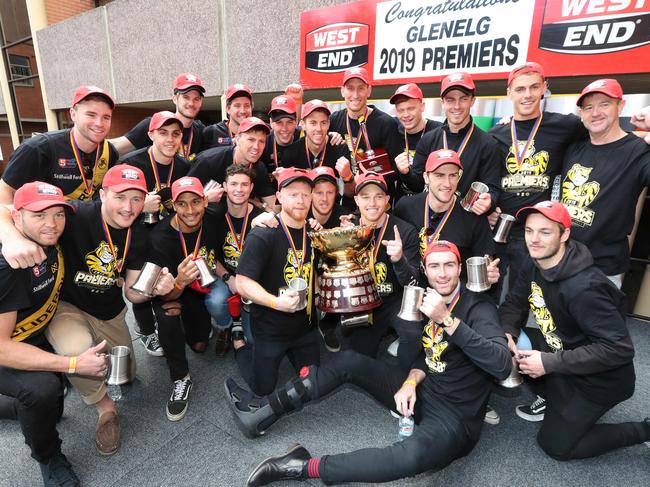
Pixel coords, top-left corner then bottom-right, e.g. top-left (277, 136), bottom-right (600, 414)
top-left (36, 8), bottom-right (112, 110)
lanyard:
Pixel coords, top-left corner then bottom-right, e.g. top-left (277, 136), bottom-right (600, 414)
top-left (404, 124), bottom-right (427, 164)
top-left (510, 113), bottom-right (543, 170)
top-left (305, 138), bottom-right (327, 168)
top-left (226, 121), bottom-right (236, 144)
top-left (345, 109), bottom-right (368, 159)
top-left (431, 286), bottom-right (461, 339)
top-left (100, 217), bottom-right (131, 276)
top-left (273, 138), bottom-right (279, 168)
top-left (178, 126), bottom-right (193, 158)
top-left (148, 147), bottom-right (174, 191)
top-left (424, 195), bottom-right (455, 243)
top-left (176, 215), bottom-right (203, 259)
top-left (225, 207), bottom-right (251, 253)
top-left (442, 123), bottom-right (475, 158)
top-left (277, 215), bottom-right (306, 275)
top-left (69, 129), bottom-right (101, 196)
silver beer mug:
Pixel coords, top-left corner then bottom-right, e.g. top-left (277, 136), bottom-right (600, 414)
top-left (130, 262), bottom-right (163, 297)
top-left (498, 356), bottom-right (524, 388)
top-left (397, 285), bottom-right (425, 321)
top-left (288, 277), bottom-right (308, 311)
top-left (194, 257), bottom-right (216, 287)
top-left (142, 212), bottom-right (159, 224)
top-left (466, 256), bottom-right (491, 293)
top-left (106, 346), bottom-right (131, 386)
top-left (493, 213), bottom-right (515, 244)
top-left (460, 181), bottom-right (489, 211)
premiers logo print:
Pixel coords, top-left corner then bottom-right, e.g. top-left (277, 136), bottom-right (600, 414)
top-left (305, 22), bottom-right (369, 72)
top-left (539, 0), bottom-right (650, 54)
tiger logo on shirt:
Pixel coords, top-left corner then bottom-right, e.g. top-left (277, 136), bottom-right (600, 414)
top-left (561, 163), bottom-right (600, 227)
top-left (283, 249), bottom-right (311, 284)
top-left (502, 141), bottom-right (551, 194)
top-left (86, 241), bottom-right (119, 277)
top-left (422, 320), bottom-right (448, 373)
top-left (529, 282), bottom-right (563, 351)
top-left (373, 261), bottom-right (392, 295)
top-left (222, 232), bottom-right (242, 270)
top-left (196, 246), bottom-right (217, 272)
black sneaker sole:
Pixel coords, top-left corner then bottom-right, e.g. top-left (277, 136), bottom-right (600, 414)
top-left (515, 406), bottom-right (545, 422)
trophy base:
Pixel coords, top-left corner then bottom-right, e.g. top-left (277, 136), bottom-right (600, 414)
top-left (317, 268), bottom-right (382, 313)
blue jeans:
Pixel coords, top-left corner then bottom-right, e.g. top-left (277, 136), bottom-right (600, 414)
top-left (205, 279), bottom-right (253, 344)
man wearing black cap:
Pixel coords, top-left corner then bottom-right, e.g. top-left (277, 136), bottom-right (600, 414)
top-left (499, 201), bottom-right (649, 458)
top-left (0, 181), bottom-right (108, 486)
top-left (111, 73), bottom-right (207, 160)
top-left (188, 117), bottom-right (276, 210)
top-left (0, 85), bottom-right (118, 207)
top-left (560, 79), bottom-right (650, 288)
top-left (403, 73), bottom-right (500, 214)
top-left (202, 83), bottom-right (254, 149)
top-left (230, 168), bottom-right (319, 396)
top-left (224, 240), bottom-right (510, 487)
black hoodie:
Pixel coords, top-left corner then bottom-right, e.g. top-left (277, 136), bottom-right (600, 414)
top-left (499, 239), bottom-right (635, 406)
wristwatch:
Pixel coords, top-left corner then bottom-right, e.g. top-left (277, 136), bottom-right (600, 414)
top-left (222, 273), bottom-right (232, 283)
top-left (441, 314), bottom-right (454, 328)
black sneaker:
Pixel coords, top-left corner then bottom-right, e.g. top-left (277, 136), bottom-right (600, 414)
top-left (167, 376), bottom-right (192, 421)
top-left (40, 452), bottom-right (80, 487)
top-left (139, 333), bottom-right (164, 357)
top-left (515, 395), bottom-right (546, 422)
top-left (231, 322), bottom-right (246, 343)
top-left (319, 325), bottom-right (340, 353)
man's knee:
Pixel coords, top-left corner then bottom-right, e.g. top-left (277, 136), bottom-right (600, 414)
top-left (45, 323), bottom-right (93, 356)
top-left (537, 431), bottom-right (573, 461)
top-left (16, 373), bottom-right (62, 412)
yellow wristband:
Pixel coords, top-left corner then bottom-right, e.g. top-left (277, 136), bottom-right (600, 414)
top-left (270, 296), bottom-right (277, 310)
top-left (68, 356), bottom-right (77, 374)
top-left (403, 379), bottom-right (417, 387)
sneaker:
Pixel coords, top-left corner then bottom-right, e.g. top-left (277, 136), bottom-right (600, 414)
top-left (231, 322), bottom-right (246, 343)
top-left (139, 333), bottom-right (164, 357)
top-left (515, 395), bottom-right (546, 422)
top-left (40, 452), bottom-right (80, 487)
top-left (319, 325), bottom-right (340, 353)
top-left (484, 404), bottom-right (500, 425)
top-left (167, 376), bottom-right (192, 421)
top-left (95, 411), bottom-right (120, 456)
top-left (387, 338), bottom-right (399, 357)
top-left (214, 327), bottom-right (232, 357)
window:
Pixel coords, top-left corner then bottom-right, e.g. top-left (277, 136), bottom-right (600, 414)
top-left (9, 54), bottom-right (33, 86)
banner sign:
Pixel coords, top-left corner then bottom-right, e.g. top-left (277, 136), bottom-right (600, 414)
top-left (300, 0), bottom-right (650, 88)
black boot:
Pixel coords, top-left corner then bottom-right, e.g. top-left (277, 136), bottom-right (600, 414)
top-left (247, 443), bottom-right (311, 487)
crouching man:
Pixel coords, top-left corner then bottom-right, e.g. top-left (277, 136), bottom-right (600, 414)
top-left (225, 240), bottom-right (511, 486)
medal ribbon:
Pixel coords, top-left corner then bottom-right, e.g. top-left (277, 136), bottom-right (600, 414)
top-left (305, 138), bottom-right (328, 168)
top-left (369, 216), bottom-right (390, 284)
top-left (510, 113), bottom-right (543, 170)
top-left (273, 138), bottom-right (279, 168)
top-left (101, 217), bottom-right (131, 276)
top-left (345, 109), bottom-right (368, 161)
top-left (225, 207), bottom-right (251, 253)
top-left (176, 215), bottom-right (203, 259)
top-left (69, 129), bottom-right (101, 196)
top-left (277, 215), bottom-right (306, 275)
top-left (442, 124), bottom-right (475, 158)
top-left (424, 195), bottom-right (456, 244)
top-left (430, 286), bottom-right (461, 339)
top-left (148, 147), bottom-right (175, 191)
top-left (178, 127), bottom-right (193, 158)
top-left (226, 121), bottom-right (236, 145)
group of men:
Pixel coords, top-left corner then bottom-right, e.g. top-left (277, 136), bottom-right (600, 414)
top-left (0, 61), bottom-right (649, 487)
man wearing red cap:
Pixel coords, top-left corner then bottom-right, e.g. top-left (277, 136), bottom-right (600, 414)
top-left (499, 201), bottom-right (649, 458)
top-left (202, 83), bottom-right (255, 149)
top-left (111, 73), bottom-right (207, 160)
top-left (404, 73), bottom-right (500, 214)
top-left (0, 85), bottom-right (118, 207)
top-left (224, 239), bottom-right (510, 486)
top-left (229, 168), bottom-right (319, 396)
top-left (261, 94), bottom-right (302, 174)
top-left (560, 79), bottom-right (650, 288)
top-left (328, 67), bottom-right (402, 196)
top-left (188, 117), bottom-right (276, 210)
top-left (0, 181), bottom-right (108, 486)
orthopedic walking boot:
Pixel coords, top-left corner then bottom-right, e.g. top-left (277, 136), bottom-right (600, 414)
top-left (247, 443), bottom-right (311, 487)
top-left (225, 366), bottom-right (317, 438)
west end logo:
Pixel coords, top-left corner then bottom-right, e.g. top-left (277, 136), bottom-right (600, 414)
top-left (305, 22), bottom-right (369, 72)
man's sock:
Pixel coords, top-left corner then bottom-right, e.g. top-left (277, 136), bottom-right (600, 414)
top-left (303, 458), bottom-right (321, 478)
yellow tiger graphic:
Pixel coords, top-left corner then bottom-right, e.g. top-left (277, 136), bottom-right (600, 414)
top-left (283, 249), bottom-right (311, 284)
top-left (561, 164), bottom-right (600, 208)
top-left (529, 282), bottom-right (563, 351)
top-left (86, 242), bottom-right (119, 277)
top-left (422, 321), bottom-right (448, 373)
top-left (506, 141), bottom-right (549, 175)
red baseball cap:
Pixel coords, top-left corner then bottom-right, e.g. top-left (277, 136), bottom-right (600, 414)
top-left (302, 99), bottom-right (331, 119)
top-left (425, 149), bottom-right (463, 173)
top-left (516, 201), bottom-right (572, 229)
top-left (237, 116), bottom-right (270, 135)
top-left (440, 72), bottom-right (475, 97)
top-left (389, 83), bottom-right (423, 104)
top-left (354, 172), bottom-right (387, 195)
top-left (507, 62), bottom-right (545, 86)
top-left (13, 181), bottom-right (74, 212)
top-left (277, 167), bottom-right (314, 190)
top-left (269, 95), bottom-right (297, 121)
top-left (342, 67), bottom-right (370, 86)
top-left (172, 177), bottom-right (205, 201)
top-left (226, 83), bottom-right (253, 102)
top-left (149, 111), bottom-right (184, 131)
top-left (102, 165), bottom-right (147, 193)
top-left (173, 73), bottom-right (205, 93)
top-left (577, 79), bottom-right (623, 107)
top-left (71, 85), bottom-right (114, 109)
top-left (422, 239), bottom-right (461, 264)
top-left (310, 166), bottom-right (337, 185)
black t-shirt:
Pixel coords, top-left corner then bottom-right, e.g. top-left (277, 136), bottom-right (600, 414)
top-left (236, 222), bottom-right (314, 340)
top-left (125, 118), bottom-right (205, 162)
top-left (187, 146), bottom-right (275, 199)
top-left (212, 204), bottom-right (264, 274)
top-left (397, 118), bottom-right (442, 157)
top-left (393, 192), bottom-right (496, 266)
top-left (280, 137), bottom-right (350, 172)
top-left (260, 129), bottom-right (304, 174)
top-left (561, 133), bottom-right (650, 274)
top-left (489, 112), bottom-right (586, 234)
top-left (0, 245), bottom-right (63, 343)
top-left (1, 128), bottom-right (118, 200)
top-left (309, 204), bottom-right (349, 230)
top-left (201, 121), bottom-right (234, 150)
top-left (407, 119), bottom-right (501, 205)
top-left (60, 200), bottom-right (146, 320)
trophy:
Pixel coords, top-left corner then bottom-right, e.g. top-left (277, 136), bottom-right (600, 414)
top-left (309, 225), bottom-right (382, 327)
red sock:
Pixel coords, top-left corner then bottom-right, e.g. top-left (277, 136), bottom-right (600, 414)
top-left (306, 458), bottom-right (321, 478)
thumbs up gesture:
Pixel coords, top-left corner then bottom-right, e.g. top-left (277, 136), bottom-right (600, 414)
top-left (381, 225), bottom-right (404, 263)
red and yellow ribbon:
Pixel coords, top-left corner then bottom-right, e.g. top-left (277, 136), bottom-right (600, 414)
top-left (69, 129), bottom-right (102, 197)
top-left (148, 147), bottom-right (174, 191)
top-left (176, 215), bottom-right (203, 259)
top-left (101, 217), bottom-right (131, 277)
top-left (424, 195), bottom-right (456, 243)
top-left (225, 207), bottom-right (251, 253)
top-left (442, 124), bottom-right (475, 158)
top-left (178, 127), bottom-right (193, 158)
top-left (304, 138), bottom-right (328, 168)
top-left (277, 215), bottom-right (306, 275)
top-left (510, 113), bottom-right (543, 171)
top-left (430, 286), bottom-right (461, 339)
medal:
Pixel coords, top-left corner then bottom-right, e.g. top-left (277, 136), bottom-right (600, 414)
top-left (305, 137), bottom-right (328, 168)
top-left (148, 147), bottom-right (175, 191)
top-left (178, 126), bottom-right (194, 158)
top-left (100, 217), bottom-right (131, 286)
top-left (423, 195), bottom-right (455, 244)
top-left (225, 207), bottom-right (251, 254)
top-left (117, 277), bottom-right (124, 287)
top-left (510, 113), bottom-right (543, 171)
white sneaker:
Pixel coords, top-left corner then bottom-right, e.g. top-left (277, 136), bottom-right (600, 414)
top-left (387, 338), bottom-right (400, 357)
top-left (484, 404), bottom-right (500, 425)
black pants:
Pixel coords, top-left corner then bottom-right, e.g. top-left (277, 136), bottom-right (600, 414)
top-left (236, 329), bottom-right (320, 396)
top-left (341, 297), bottom-right (422, 370)
top-left (305, 350), bottom-right (477, 484)
top-left (153, 289), bottom-right (212, 381)
top-left (0, 358), bottom-right (63, 463)
top-left (133, 301), bottom-right (156, 336)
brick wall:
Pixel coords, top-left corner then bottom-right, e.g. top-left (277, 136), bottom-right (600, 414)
top-left (44, 0), bottom-right (96, 25)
